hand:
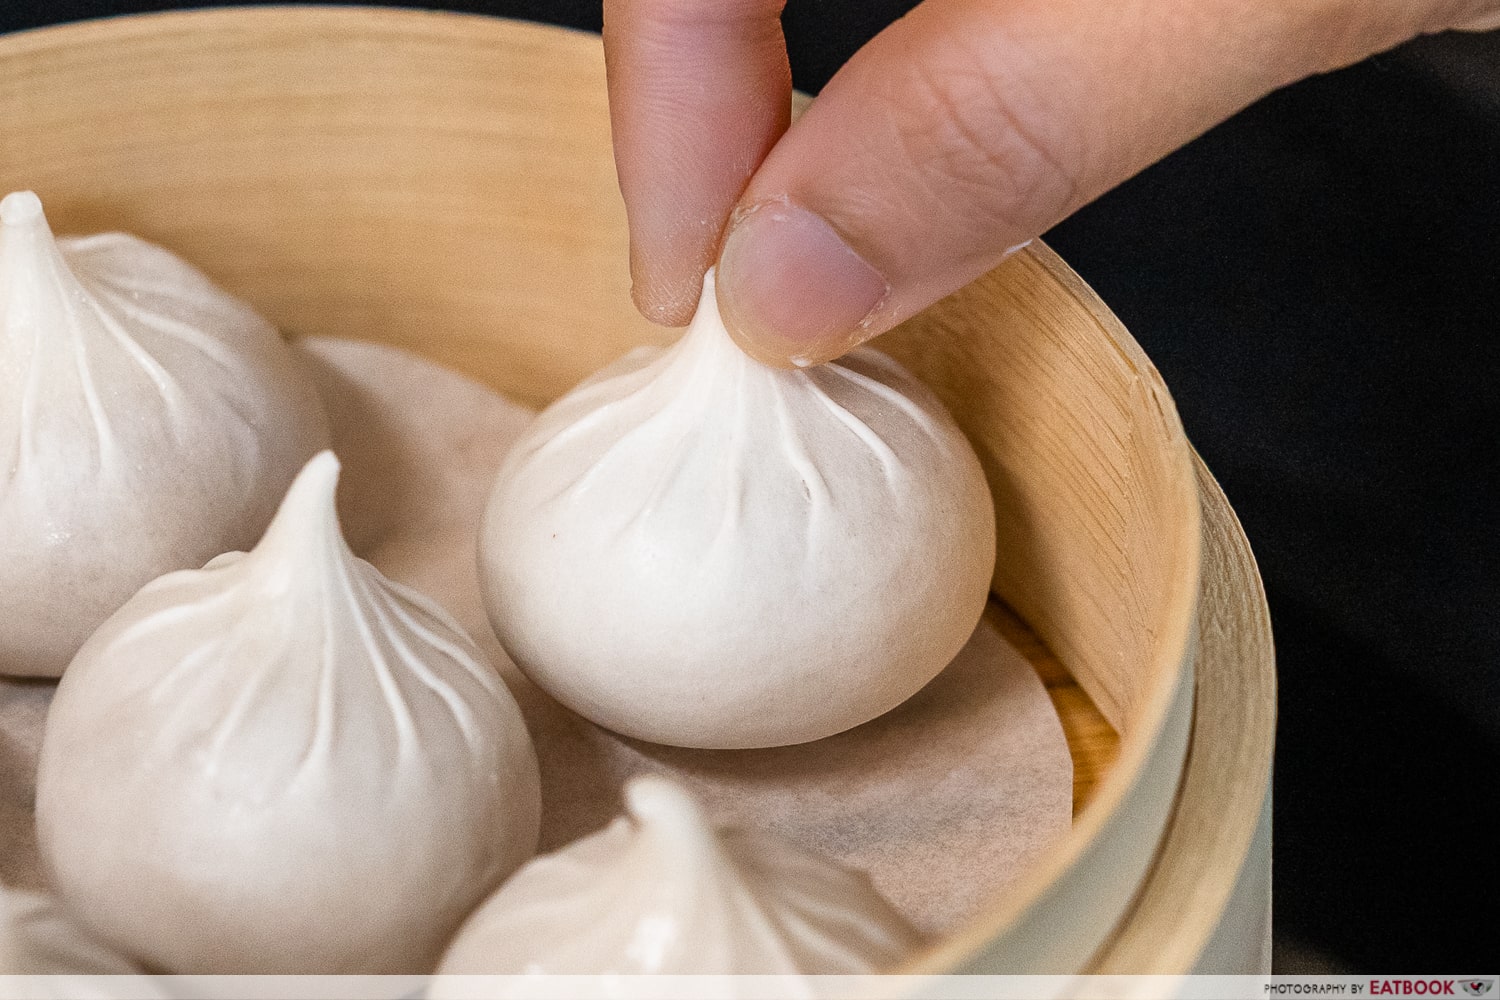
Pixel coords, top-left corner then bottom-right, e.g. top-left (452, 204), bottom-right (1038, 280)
top-left (605, 0), bottom-right (1500, 366)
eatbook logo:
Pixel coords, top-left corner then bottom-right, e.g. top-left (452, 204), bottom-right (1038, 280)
top-left (1461, 982), bottom-right (1494, 998)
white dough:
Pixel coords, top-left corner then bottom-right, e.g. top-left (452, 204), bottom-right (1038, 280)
top-left (0, 191), bottom-right (329, 677)
top-left (0, 886), bottom-right (165, 998)
top-left (430, 775), bottom-right (921, 995)
top-left (34, 452), bottom-right (542, 975)
top-left (480, 270), bottom-right (996, 748)
top-left (0, 887), bottom-right (138, 975)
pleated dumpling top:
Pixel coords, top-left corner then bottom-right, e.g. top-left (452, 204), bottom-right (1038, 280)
top-left (432, 775), bottom-right (921, 994)
top-left (36, 452), bottom-right (541, 975)
top-left (0, 190), bottom-right (329, 677)
top-left (480, 269), bottom-right (996, 748)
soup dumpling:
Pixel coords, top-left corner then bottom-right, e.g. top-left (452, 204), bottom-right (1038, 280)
top-left (35, 452), bottom-right (542, 974)
top-left (0, 191), bottom-right (329, 677)
top-left (480, 269), bottom-right (995, 748)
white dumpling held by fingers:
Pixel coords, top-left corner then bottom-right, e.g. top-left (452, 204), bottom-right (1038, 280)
top-left (0, 190), bottom-right (329, 677)
top-left (480, 269), bottom-right (996, 748)
top-left (35, 452), bottom-right (542, 975)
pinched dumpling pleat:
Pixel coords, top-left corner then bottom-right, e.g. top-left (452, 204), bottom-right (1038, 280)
top-left (35, 452), bottom-right (542, 975)
top-left (480, 269), bottom-right (996, 748)
top-left (431, 776), bottom-right (921, 995)
top-left (0, 190), bottom-right (329, 677)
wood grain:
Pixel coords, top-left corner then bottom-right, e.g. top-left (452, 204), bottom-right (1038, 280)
top-left (989, 604), bottom-right (1120, 816)
top-left (1090, 456), bottom-right (1277, 973)
top-left (879, 244), bottom-right (1202, 735)
top-left (0, 9), bottom-right (669, 410)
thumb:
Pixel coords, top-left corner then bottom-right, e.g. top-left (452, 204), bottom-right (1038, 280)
top-left (715, 0), bottom-right (1491, 367)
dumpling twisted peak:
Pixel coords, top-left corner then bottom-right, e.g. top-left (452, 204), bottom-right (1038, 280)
top-left (0, 190), bottom-right (330, 677)
top-left (481, 269), bottom-right (996, 748)
top-left (35, 452), bottom-right (541, 975)
top-left (432, 775), bottom-right (921, 991)
top-left (90, 452), bottom-right (511, 782)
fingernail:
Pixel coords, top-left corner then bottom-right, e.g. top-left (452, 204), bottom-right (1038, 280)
top-left (716, 198), bottom-right (889, 367)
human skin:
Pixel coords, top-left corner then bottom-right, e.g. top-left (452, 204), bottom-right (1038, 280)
top-left (604, 0), bottom-right (1500, 366)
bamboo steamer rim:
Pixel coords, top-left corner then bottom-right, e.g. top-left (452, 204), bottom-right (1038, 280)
top-left (0, 6), bottom-right (1271, 976)
top-left (1092, 456), bottom-right (1276, 974)
top-left (891, 243), bottom-right (1203, 975)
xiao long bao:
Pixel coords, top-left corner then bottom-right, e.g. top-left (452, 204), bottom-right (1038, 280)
top-left (35, 453), bottom-right (542, 975)
top-left (0, 190), bottom-right (329, 678)
top-left (480, 269), bottom-right (997, 748)
top-left (432, 775), bottom-right (921, 991)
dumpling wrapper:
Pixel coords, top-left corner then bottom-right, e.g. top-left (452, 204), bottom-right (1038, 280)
top-left (480, 269), bottom-right (997, 748)
top-left (0, 190), bottom-right (329, 677)
top-left (430, 775), bottom-right (922, 996)
top-left (0, 886), bottom-right (166, 998)
top-left (34, 452), bottom-right (541, 975)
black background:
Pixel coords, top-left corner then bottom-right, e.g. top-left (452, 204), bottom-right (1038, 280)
top-left (2, 0), bottom-right (1496, 972)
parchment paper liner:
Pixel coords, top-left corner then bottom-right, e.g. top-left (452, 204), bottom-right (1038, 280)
top-left (1, 336), bottom-right (1072, 939)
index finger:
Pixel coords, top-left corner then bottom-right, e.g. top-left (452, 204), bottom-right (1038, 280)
top-left (604, 0), bottom-right (793, 325)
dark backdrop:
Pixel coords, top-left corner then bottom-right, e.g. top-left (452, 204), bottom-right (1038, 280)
top-left (2, 0), bottom-right (1496, 972)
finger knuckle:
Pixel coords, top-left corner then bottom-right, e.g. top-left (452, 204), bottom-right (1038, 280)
top-left (892, 46), bottom-right (1081, 238)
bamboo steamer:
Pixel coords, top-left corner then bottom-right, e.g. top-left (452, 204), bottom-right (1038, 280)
top-left (0, 7), bottom-right (1276, 978)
